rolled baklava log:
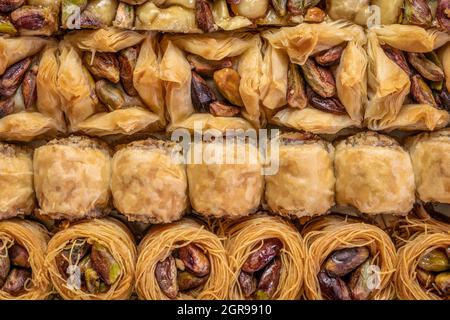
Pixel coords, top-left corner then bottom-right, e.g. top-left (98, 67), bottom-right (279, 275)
top-left (264, 132), bottom-right (335, 218)
top-left (334, 131), bottom-right (416, 215)
top-left (187, 137), bottom-right (264, 218)
top-left (0, 219), bottom-right (51, 299)
top-left (224, 214), bottom-right (305, 300)
top-left (365, 25), bottom-right (450, 131)
top-left (135, 218), bottom-right (230, 300)
top-left (302, 215), bottom-right (397, 300)
top-left (406, 129), bottom-right (450, 205)
top-left (0, 143), bottom-right (34, 219)
top-left (260, 22), bottom-right (366, 134)
top-left (396, 232), bottom-right (449, 300)
top-left (45, 218), bottom-right (136, 300)
top-left (111, 138), bottom-right (188, 223)
top-left (0, 36), bottom-right (66, 141)
top-left (33, 135), bottom-right (112, 221)
top-left (0, 0), bottom-right (59, 36)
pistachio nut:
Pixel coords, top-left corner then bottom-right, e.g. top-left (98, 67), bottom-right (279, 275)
top-left (300, 58), bottom-right (336, 98)
top-left (187, 54), bottom-right (233, 77)
top-left (324, 247), bottom-right (370, 277)
top-left (242, 238), bottom-right (283, 273)
top-left (83, 51), bottom-right (120, 84)
top-left (90, 242), bottom-right (121, 286)
top-left (155, 255), bottom-right (178, 299)
top-left (177, 244), bottom-right (210, 277)
top-left (286, 63), bottom-right (307, 109)
top-left (213, 68), bottom-right (244, 107)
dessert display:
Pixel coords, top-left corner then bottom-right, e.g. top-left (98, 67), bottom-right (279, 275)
top-left (0, 0), bottom-right (448, 301)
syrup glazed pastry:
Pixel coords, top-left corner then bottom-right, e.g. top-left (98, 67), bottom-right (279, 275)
top-left (334, 131), bottom-right (416, 215)
top-left (45, 218), bottom-right (136, 300)
top-left (0, 0), bottom-right (59, 36)
top-left (0, 36), bottom-right (65, 141)
top-left (260, 21), bottom-right (367, 134)
top-left (61, 0), bottom-right (119, 29)
top-left (0, 219), bottom-right (51, 299)
top-left (111, 138), bottom-right (188, 224)
top-left (33, 135), bottom-right (112, 221)
top-left (327, 0), bottom-right (449, 31)
top-left (264, 132), bottom-right (335, 218)
top-left (224, 214), bottom-right (305, 300)
top-left (135, 218), bottom-right (230, 300)
top-left (365, 25), bottom-right (450, 131)
top-left (302, 215), bottom-right (397, 300)
top-left (186, 137), bottom-right (264, 218)
top-left (161, 32), bottom-right (262, 132)
top-left (0, 143), bottom-right (34, 220)
top-left (405, 129), bottom-right (450, 205)
top-left (326, 0), bottom-right (402, 26)
top-left (57, 28), bottom-right (165, 137)
top-left (132, 0), bottom-right (327, 33)
top-left (396, 231), bottom-right (450, 300)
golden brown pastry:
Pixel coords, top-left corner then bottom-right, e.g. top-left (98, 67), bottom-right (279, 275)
top-left (334, 131), bottom-right (415, 215)
top-left (187, 138), bottom-right (263, 218)
top-left (57, 28), bottom-right (165, 136)
top-left (261, 22), bottom-right (367, 134)
top-left (224, 214), bottom-right (306, 300)
top-left (406, 129), bottom-right (450, 205)
top-left (0, 36), bottom-right (65, 141)
top-left (134, 0), bottom-right (326, 33)
top-left (33, 135), bottom-right (112, 221)
top-left (61, 0), bottom-right (118, 30)
top-left (265, 132), bottom-right (335, 218)
top-left (365, 25), bottom-right (450, 131)
top-left (0, 219), bottom-right (51, 300)
top-left (303, 215), bottom-right (397, 300)
top-left (111, 138), bottom-right (188, 223)
top-left (326, 0), bottom-right (405, 26)
top-left (45, 218), bottom-right (136, 300)
top-left (396, 232), bottom-right (450, 300)
top-left (0, 143), bottom-right (34, 220)
top-left (161, 32), bottom-right (262, 132)
top-left (135, 218), bottom-right (230, 300)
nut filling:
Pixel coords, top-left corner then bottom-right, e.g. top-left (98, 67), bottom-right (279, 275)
top-left (415, 247), bottom-right (450, 298)
top-left (54, 239), bottom-right (121, 294)
top-left (0, 239), bottom-right (32, 296)
top-left (0, 56), bottom-right (39, 118)
top-left (401, 0), bottom-right (450, 31)
top-left (188, 54), bottom-right (243, 118)
top-left (237, 238), bottom-right (283, 300)
top-left (318, 246), bottom-right (378, 300)
top-left (287, 44), bottom-right (347, 115)
top-left (155, 243), bottom-right (211, 299)
top-left (382, 44), bottom-right (449, 112)
top-left (81, 45), bottom-right (146, 112)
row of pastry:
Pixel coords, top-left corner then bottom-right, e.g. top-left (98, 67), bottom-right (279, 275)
top-left (0, 211), bottom-right (447, 300)
top-left (0, 129), bottom-right (448, 222)
top-left (0, 23), bottom-right (449, 142)
top-left (0, 0), bottom-right (448, 36)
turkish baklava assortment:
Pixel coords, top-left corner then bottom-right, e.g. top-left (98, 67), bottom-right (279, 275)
top-left (0, 0), bottom-right (448, 300)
